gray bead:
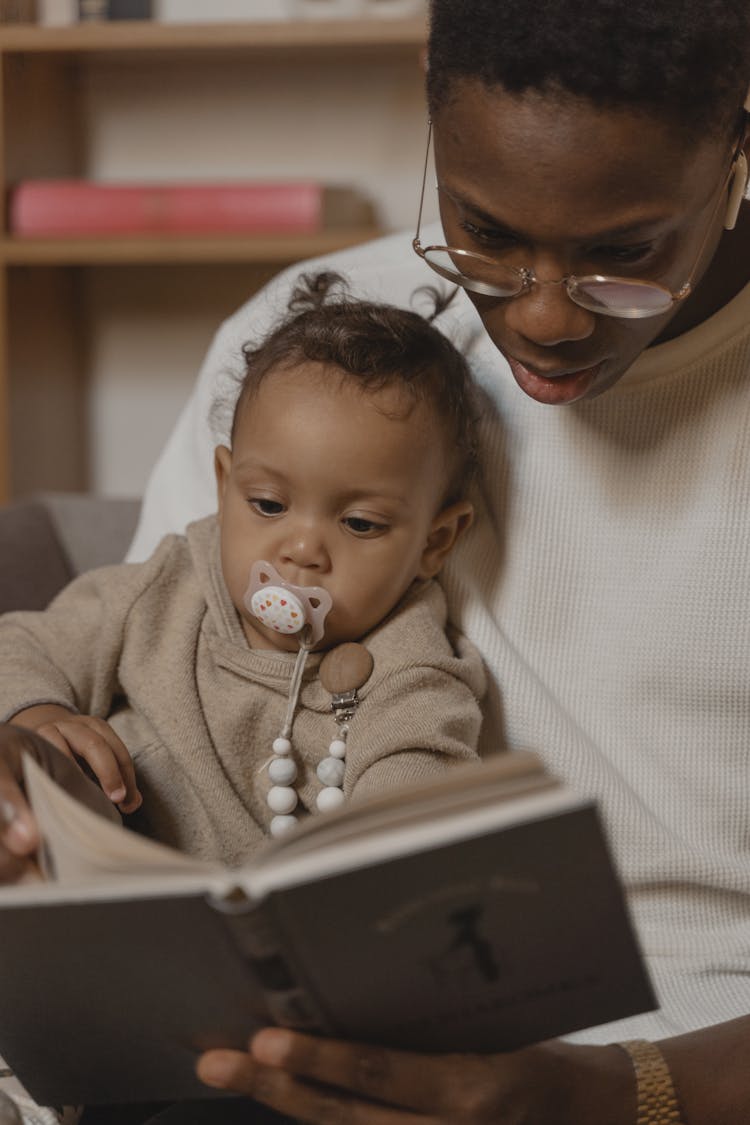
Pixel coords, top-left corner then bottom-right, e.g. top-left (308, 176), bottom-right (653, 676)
top-left (269, 757), bottom-right (298, 785)
top-left (316, 756), bottom-right (345, 787)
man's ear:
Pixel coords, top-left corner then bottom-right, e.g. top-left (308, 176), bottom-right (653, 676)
top-left (724, 98), bottom-right (750, 231)
top-left (214, 445), bottom-right (232, 523)
top-left (418, 499), bottom-right (474, 580)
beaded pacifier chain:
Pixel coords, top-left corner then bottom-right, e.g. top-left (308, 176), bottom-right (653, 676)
top-left (244, 561), bottom-right (373, 837)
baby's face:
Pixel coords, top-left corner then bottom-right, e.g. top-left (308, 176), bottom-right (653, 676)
top-left (215, 362), bottom-right (471, 651)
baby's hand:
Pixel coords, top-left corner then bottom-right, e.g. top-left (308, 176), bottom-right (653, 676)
top-left (11, 705), bottom-right (142, 814)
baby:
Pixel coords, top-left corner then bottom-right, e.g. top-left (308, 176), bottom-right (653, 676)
top-left (0, 272), bottom-right (485, 863)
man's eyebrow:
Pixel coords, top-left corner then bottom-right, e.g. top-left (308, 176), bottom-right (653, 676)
top-left (441, 188), bottom-right (521, 236)
top-left (442, 186), bottom-right (668, 243)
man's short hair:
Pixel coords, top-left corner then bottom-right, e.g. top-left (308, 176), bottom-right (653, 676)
top-left (427, 0), bottom-right (750, 135)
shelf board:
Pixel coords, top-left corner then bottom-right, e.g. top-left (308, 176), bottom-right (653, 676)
top-left (0, 17), bottom-right (426, 55)
top-left (0, 227), bottom-right (383, 265)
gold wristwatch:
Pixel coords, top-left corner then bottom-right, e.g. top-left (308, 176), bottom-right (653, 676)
top-left (617, 1039), bottom-right (686, 1125)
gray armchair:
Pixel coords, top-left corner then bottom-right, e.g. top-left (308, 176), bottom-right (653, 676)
top-left (0, 493), bottom-right (141, 613)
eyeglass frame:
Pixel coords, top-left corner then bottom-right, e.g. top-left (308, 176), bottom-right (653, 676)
top-left (412, 119), bottom-right (746, 320)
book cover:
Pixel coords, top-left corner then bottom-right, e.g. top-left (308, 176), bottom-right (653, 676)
top-left (0, 754), bottom-right (656, 1105)
top-left (8, 181), bottom-right (371, 237)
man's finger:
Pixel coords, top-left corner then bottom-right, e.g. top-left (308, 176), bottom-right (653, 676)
top-left (0, 780), bottom-right (38, 856)
top-left (249, 1029), bottom-right (454, 1116)
top-left (197, 1048), bottom-right (427, 1125)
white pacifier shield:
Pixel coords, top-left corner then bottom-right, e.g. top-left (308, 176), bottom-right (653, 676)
top-left (249, 586), bottom-right (306, 635)
top-left (244, 560), bottom-right (333, 647)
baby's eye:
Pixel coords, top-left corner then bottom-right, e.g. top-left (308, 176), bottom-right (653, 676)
top-left (342, 515), bottom-right (388, 537)
top-left (250, 498), bottom-right (285, 517)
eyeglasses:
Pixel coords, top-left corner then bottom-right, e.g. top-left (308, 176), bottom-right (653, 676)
top-left (412, 121), bottom-right (737, 320)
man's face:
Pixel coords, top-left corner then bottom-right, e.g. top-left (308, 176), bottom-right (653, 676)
top-left (215, 363), bottom-right (468, 652)
top-left (431, 82), bottom-right (734, 404)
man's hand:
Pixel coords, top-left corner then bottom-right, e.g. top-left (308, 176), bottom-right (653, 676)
top-left (0, 721), bottom-right (122, 883)
top-left (11, 704), bottom-right (141, 814)
top-left (196, 1029), bottom-right (634, 1125)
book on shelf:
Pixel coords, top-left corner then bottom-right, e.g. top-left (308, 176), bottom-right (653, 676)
top-left (0, 0), bottom-right (36, 22)
top-left (154, 0), bottom-right (295, 20)
top-left (295, 0), bottom-right (425, 18)
top-left (8, 180), bottom-right (374, 238)
top-left (0, 751), bottom-right (655, 1106)
top-left (153, 1), bottom-right (423, 20)
top-left (78, 0), bottom-right (151, 18)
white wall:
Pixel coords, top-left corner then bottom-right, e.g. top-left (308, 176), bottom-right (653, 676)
top-left (78, 50), bottom-right (437, 497)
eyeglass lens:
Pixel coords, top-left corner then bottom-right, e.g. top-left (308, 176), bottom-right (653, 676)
top-left (421, 248), bottom-right (675, 317)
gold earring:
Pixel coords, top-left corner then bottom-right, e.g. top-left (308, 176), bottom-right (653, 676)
top-left (724, 150), bottom-right (748, 230)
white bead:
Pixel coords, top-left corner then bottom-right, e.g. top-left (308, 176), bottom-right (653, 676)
top-left (270, 814), bottom-right (298, 837)
top-left (272, 737), bottom-right (292, 756)
top-left (329, 739), bottom-right (347, 759)
top-left (317, 756), bottom-right (345, 787)
top-left (317, 786), bottom-right (345, 812)
top-left (269, 757), bottom-right (298, 785)
top-left (267, 785), bottom-right (298, 814)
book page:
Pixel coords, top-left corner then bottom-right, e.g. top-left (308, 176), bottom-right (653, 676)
top-left (22, 756), bottom-right (216, 884)
top-left (22, 750), bottom-right (562, 893)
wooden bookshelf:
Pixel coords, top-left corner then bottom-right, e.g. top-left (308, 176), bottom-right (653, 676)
top-left (0, 15), bottom-right (426, 500)
top-left (0, 16), bottom-right (427, 53)
top-left (0, 228), bottom-right (380, 266)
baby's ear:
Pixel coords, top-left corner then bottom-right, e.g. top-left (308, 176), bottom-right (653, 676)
top-left (418, 499), bottom-right (474, 580)
top-left (214, 445), bottom-right (232, 522)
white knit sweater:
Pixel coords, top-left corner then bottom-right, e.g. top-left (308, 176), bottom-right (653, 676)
top-left (130, 226), bottom-right (750, 1044)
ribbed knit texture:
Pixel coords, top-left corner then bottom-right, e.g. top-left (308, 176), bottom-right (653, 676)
top-left (439, 278), bottom-right (750, 1042)
top-left (130, 226), bottom-right (750, 1042)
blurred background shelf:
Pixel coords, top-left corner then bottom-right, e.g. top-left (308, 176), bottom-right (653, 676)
top-left (0, 14), bottom-right (429, 502)
top-left (0, 17), bottom-right (427, 52)
top-left (0, 228), bottom-right (381, 264)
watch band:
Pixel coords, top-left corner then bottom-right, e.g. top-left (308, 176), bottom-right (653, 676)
top-left (617, 1039), bottom-right (686, 1125)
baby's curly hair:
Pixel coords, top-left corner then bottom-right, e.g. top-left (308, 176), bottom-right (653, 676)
top-left (227, 271), bottom-right (478, 503)
top-left (428, 0), bottom-right (750, 134)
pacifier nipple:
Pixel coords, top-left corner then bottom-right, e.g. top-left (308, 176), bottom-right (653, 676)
top-left (244, 561), bottom-right (333, 648)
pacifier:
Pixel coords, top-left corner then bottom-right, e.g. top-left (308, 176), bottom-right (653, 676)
top-left (243, 561), bottom-right (333, 648)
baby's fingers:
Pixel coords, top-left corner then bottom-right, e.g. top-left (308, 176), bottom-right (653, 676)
top-left (38, 718), bottom-right (142, 813)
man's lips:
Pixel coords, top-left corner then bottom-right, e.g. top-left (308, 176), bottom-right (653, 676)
top-left (506, 356), bottom-right (605, 405)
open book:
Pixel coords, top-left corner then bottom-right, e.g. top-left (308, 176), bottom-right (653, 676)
top-left (0, 752), bottom-right (654, 1106)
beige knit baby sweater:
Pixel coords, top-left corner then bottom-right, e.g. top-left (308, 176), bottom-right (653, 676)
top-left (0, 516), bottom-right (485, 866)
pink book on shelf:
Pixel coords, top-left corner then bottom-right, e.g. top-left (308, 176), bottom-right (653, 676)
top-left (9, 180), bottom-right (325, 236)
